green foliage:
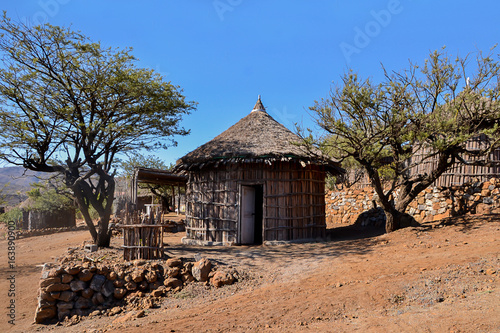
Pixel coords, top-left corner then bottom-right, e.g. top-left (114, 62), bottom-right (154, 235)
top-left (309, 47), bottom-right (500, 231)
top-left (25, 183), bottom-right (74, 212)
top-left (0, 207), bottom-right (22, 225)
top-left (0, 14), bottom-right (195, 246)
top-left (119, 153), bottom-right (171, 179)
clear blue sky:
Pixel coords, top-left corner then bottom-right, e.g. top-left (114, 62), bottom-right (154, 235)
top-left (2, 0), bottom-right (499, 166)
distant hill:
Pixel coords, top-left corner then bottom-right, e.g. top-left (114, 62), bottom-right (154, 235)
top-left (0, 166), bottom-right (46, 206)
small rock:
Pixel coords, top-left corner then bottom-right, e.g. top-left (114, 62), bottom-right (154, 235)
top-left (59, 291), bottom-right (75, 303)
top-left (166, 258), bottom-right (183, 268)
top-left (114, 288), bottom-right (127, 299)
top-left (61, 274), bottom-right (74, 284)
top-left (81, 288), bottom-right (94, 299)
top-left (78, 269), bottom-right (93, 282)
top-left (164, 277), bottom-right (183, 289)
top-left (70, 280), bottom-right (87, 292)
top-left (46, 283), bottom-right (71, 293)
top-left (40, 277), bottom-right (61, 288)
top-left (108, 306), bottom-right (122, 316)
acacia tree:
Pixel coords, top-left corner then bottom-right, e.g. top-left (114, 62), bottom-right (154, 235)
top-left (307, 49), bottom-right (500, 232)
top-left (0, 15), bottom-right (195, 246)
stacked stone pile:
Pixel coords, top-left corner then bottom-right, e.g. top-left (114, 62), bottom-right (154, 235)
top-left (326, 178), bottom-right (500, 226)
top-left (34, 257), bottom-right (238, 324)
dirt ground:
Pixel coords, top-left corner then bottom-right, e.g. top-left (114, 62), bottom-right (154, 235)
top-left (0, 216), bottom-right (499, 333)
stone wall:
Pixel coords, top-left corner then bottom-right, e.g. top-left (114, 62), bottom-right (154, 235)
top-left (34, 257), bottom-right (237, 324)
top-left (326, 178), bottom-right (500, 226)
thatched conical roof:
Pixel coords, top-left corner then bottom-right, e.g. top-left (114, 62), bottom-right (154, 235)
top-left (175, 97), bottom-right (343, 174)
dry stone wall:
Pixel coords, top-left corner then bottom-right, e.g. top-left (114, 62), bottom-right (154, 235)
top-left (326, 178), bottom-right (500, 226)
top-left (34, 257), bottom-right (237, 324)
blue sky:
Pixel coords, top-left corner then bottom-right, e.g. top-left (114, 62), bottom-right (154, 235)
top-left (1, 0), bottom-right (499, 166)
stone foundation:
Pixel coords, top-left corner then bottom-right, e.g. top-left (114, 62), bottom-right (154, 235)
top-left (326, 178), bottom-right (500, 226)
top-left (34, 257), bottom-right (238, 324)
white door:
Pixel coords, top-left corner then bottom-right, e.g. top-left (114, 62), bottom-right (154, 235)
top-left (240, 186), bottom-right (256, 244)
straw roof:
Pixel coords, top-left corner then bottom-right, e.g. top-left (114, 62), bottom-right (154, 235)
top-left (175, 97), bottom-right (343, 174)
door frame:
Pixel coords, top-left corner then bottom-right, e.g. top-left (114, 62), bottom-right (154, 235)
top-left (238, 182), bottom-right (264, 245)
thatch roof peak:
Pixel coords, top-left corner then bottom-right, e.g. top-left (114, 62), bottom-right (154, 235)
top-left (252, 95), bottom-right (266, 113)
top-left (175, 99), bottom-right (343, 173)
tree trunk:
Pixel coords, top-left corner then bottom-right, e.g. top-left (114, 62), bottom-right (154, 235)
top-left (384, 209), bottom-right (401, 233)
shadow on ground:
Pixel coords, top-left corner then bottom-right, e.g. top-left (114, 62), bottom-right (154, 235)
top-left (164, 223), bottom-right (386, 272)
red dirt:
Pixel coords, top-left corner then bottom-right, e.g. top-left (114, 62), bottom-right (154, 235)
top-left (1, 216), bottom-right (499, 333)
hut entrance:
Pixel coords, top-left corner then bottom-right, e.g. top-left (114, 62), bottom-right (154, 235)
top-left (240, 185), bottom-right (263, 245)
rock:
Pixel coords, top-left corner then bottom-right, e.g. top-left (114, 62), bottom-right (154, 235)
top-left (114, 288), bottom-right (127, 299)
top-left (40, 277), bottom-right (61, 288)
top-left (39, 290), bottom-right (56, 302)
top-left (70, 280), bottom-right (87, 292)
top-left (74, 296), bottom-right (93, 309)
top-left (192, 258), bottom-right (212, 282)
top-left (66, 266), bottom-right (81, 275)
top-left (107, 271), bottom-right (118, 281)
top-left (46, 283), bottom-right (71, 293)
top-left (101, 280), bottom-right (115, 298)
top-left (34, 305), bottom-right (57, 323)
top-left (78, 269), bottom-right (93, 282)
top-left (138, 280), bottom-right (149, 291)
top-left (59, 291), bottom-right (75, 302)
top-left (485, 268), bottom-right (496, 275)
top-left (56, 302), bottom-right (74, 312)
top-left (131, 269), bottom-right (144, 283)
top-left (166, 258), bottom-right (183, 267)
top-left (151, 288), bottom-right (164, 297)
top-left (113, 279), bottom-right (125, 288)
top-left (145, 270), bottom-right (158, 283)
top-left (58, 310), bottom-right (71, 322)
top-left (92, 292), bottom-right (105, 305)
top-left (166, 267), bottom-right (180, 278)
top-left (112, 310), bottom-right (144, 324)
top-left (211, 271), bottom-right (235, 288)
top-left (81, 288), bottom-right (94, 299)
top-left (49, 292), bottom-right (61, 300)
top-left (180, 273), bottom-right (195, 284)
top-left (90, 274), bottom-right (107, 291)
top-left (163, 277), bottom-right (183, 289)
top-left (125, 281), bottom-right (137, 291)
top-left (108, 306), bottom-right (122, 316)
top-left (61, 274), bottom-right (74, 284)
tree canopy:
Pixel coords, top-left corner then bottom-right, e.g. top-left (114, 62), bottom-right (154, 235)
top-left (307, 48), bottom-right (500, 232)
top-left (0, 14), bottom-right (195, 245)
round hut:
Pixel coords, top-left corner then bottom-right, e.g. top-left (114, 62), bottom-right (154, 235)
top-left (175, 97), bottom-right (343, 245)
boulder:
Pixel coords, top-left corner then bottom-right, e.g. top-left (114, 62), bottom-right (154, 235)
top-left (163, 277), bottom-right (183, 289)
top-left (59, 291), bottom-right (75, 302)
top-left (90, 274), bottom-right (107, 291)
top-left (78, 269), bottom-right (93, 282)
top-left (192, 258), bottom-right (212, 282)
top-left (70, 280), bottom-right (87, 292)
top-left (45, 283), bottom-right (71, 293)
top-left (101, 280), bottom-right (115, 298)
top-left (166, 258), bottom-right (183, 267)
top-left (34, 304), bottom-right (56, 323)
top-left (40, 277), bottom-right (61, 288)
top-left (81, 288), bottom-right (94, 299)
top-left (61, 274), bottom-right (74, 284)
top-left (211, 271), bottom-right (235, 288)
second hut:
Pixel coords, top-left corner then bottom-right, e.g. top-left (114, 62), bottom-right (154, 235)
top-left (175, 97), bottom-right (343, 245)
